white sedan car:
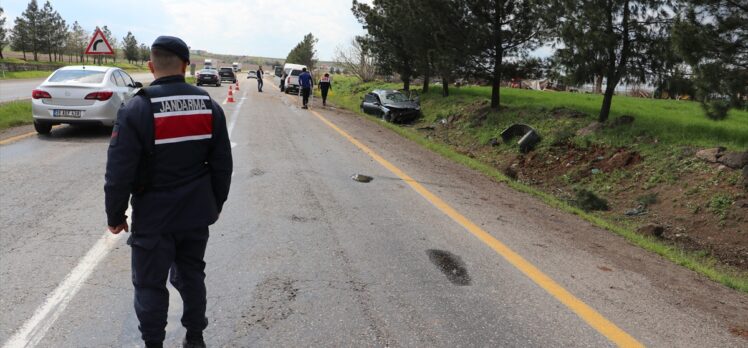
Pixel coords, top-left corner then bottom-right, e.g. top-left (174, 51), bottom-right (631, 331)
top-left (31, 66), bottom-right (143, 134)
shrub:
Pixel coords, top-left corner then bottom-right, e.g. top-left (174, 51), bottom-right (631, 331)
top-left (573, 189), bottom-right (610, 212)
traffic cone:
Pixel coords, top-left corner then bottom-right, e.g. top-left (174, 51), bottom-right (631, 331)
top-left (227, 86), bottom-right (235, 103)
top-left (235, 81), bottom-right (240, 91)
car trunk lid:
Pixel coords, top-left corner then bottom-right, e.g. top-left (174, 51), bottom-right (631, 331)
top-left (39, 84), bottom-right (102, 106)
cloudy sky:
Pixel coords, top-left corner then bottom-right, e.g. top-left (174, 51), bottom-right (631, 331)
top-left (2, 0), bottom-right (371, 60)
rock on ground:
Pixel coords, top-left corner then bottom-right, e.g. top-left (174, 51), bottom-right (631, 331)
top-left (717, 151), bottom-right (748, 169)
top-left (695, 147), bottom-right (725, 163)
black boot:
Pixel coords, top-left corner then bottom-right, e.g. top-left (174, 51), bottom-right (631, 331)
top-left (145, 341), bottom-right (163, 348)
top-left (183, 331), bottom-right (206, 348)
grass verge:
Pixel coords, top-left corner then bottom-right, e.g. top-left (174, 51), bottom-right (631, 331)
top-left (0, 100), bottom-right (33, 130)
top-left (326, 76), bottom-right (748, 293)
top-left (0, 70), bottom-right (54, 80)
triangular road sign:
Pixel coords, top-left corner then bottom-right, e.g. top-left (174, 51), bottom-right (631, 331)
top-left (85, 28), bottom-right (114, 55)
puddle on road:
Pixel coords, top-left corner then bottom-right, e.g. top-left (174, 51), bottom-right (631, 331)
top-left (426, 249), bottom-right (472, 286)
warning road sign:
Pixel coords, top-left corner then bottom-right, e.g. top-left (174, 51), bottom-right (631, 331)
top-left (85, 28), bottom-right (114, 55)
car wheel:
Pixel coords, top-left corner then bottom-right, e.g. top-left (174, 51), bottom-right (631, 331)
top-left (383, 111), bottom-right (392, 123)
top-left (217, 83), bottom-right (221, 87)
top-left (34, 120), bottom-right (52, 135)
top-left (197, 82), bottom-right (201, 86)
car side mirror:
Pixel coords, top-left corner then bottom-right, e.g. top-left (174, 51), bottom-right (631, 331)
top-left (132, 82), bottom-right (143, 88)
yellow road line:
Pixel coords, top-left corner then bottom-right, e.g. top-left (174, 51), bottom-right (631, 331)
top-left (0, 131), bottom-right (37, 145)
top-left (0, 125), bottom-right (64, 146)
top-left (308, 108), bottom-right (643, 348)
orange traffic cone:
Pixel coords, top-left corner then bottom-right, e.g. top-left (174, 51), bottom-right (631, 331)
top-left (235, 81), bottom-right (240, 91)
top-left (227, 86), bottom-right (235, 103)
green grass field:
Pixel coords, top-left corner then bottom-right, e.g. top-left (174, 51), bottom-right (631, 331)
top-left (0, 100), bottom-right (33, 130)
top-left (327, 76), bottom-right (748, 151)
top-left (1, 57), bottom-right (149, 80)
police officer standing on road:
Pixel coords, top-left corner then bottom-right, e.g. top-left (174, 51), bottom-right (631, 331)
top-left (105, 36), bottom-right (233, 348)
top-left (298, 67), bottom-right (313, 109)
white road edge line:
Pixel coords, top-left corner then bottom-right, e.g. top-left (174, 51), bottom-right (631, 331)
top-left (2, 208), bottom-right (131, 348)
top-left (4, 88), bottom-right (247, 348)
top-left (227, 90), bottom-right (245, 138)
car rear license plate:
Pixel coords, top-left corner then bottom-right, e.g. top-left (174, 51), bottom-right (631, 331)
top-left (53, 109), bottom-right (82, 118)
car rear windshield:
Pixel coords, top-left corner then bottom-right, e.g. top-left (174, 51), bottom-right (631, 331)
top-left (220, 68), bottom-right (233, 72)
top-left (48, 70), bottom-right (106, 83)
top-left (290, 70), bottom-right (302, 76)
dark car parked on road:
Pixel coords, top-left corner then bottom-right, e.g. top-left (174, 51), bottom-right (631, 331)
top-left (196, 69), bottom-right (221, 87)
top-left (360, 89), bottom-right (421, 123)
top-left (218, 67), bottom-right (237, 83)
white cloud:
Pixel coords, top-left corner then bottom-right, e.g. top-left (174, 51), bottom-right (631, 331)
top-left (159, 0), bottom-right (366, 60)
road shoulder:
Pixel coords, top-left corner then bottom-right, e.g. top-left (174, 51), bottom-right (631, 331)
top-left (307, 100), bottom-right (748, 345)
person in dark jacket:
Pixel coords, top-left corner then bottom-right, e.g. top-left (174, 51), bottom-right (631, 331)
top-left (318, 73), bottom-right (332, 106)
top-left (256, 66), bottom-right (263, 92)
top-left (280, 70), bottom-right (287, 92)
top-left (105, 35), bottom-right (232, 348)
top-left (298, 67), bottom-right (313, 109)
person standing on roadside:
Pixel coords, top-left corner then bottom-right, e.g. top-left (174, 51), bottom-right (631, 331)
top-left (298, 67), bottom-right (313, 109)
top-left (105, 36), bottom-right (233, 348)
top-left (256, 66), bottom-right (263, 92)
top-left (318, 73), bottom-right (332, 106)
top-left (280, 70), bottom-right (287, 92)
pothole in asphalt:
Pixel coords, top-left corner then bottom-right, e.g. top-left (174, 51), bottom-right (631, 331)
top-left (352, 174), bottom-right (374, 183)
top-left (426, 249), bottom-right (471, 286)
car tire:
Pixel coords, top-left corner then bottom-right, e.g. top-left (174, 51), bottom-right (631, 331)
top-left (382, 111), bottom-right (392, 123)
top-left (197, 82), bottom-right (202, 86)
top-left (217, 83), bottom-right (221, 87)
top-left (34, 120), bottom-right (52, 135)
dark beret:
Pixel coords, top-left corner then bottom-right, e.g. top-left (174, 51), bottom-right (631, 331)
top-left (152, 36), bottom-right (190, 63)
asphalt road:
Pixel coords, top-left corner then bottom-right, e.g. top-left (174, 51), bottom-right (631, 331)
top-left (0, 72), bottom-right (154, 103)
top-left (1, 76), bottom-right (746, 347)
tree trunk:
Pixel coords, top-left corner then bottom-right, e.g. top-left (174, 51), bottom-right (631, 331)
top-left (403, 77), bottom-right (410, 91)
top-left (599, 83), bottom-right (616, 122)
top-left (0, 51), bottom-right (4, 59)
top-left (22, 50), bottom-right (27, 60)
top-left (33, 51), bottom-right (38, 61)
top-left (594, 75), bottom-right (603, 93)
top-left (422, 60), bottom-right (430, 93)
top-left (490, 0), bottom-right (503, 109)
top-left (491, 48), bottom-right (503, 109)
top-left (442, 75), bottom-right (449, 97)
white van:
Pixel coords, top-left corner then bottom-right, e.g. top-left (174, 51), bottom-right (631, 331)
top-left (275, 63), bottom-right (307, 93)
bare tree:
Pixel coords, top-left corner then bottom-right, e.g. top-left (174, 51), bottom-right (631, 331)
top-left (334, 37), bottom-right (377, 82)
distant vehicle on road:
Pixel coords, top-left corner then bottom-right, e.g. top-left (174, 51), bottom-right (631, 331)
top-left (196, 68), bottom-right (221, 87)
top-left (218, 67), bottom-right (237, 83)
top-left (232, 62), bottom-right (241, 72)
top-left (360, 89), bottom-right (421, 123)
top-left (247, 70), bottom-right (257, 79)
top-left (204, 59), bottom-right (213, 69)
top-left (31, 66), bottom-right (142, 134)
top-left (278, 63), bottom-right (307, 94)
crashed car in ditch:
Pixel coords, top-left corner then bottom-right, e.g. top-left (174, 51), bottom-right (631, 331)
top-left (360, 89), bottom-right (421, 123)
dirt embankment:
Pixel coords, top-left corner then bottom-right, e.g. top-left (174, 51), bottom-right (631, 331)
top-left (416, 104), bottom-right (748, 270)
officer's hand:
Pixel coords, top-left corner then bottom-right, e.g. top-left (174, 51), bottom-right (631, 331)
top-left (108, 222), bottom-right (129, 234)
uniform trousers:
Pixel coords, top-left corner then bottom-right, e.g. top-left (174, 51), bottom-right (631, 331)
top-left (130, 226), bottom-right (210, 343)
